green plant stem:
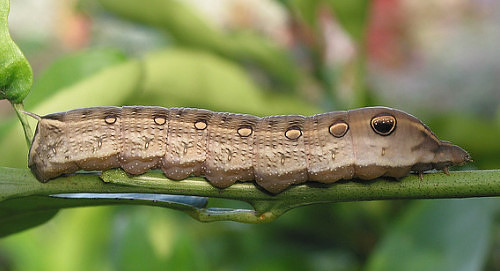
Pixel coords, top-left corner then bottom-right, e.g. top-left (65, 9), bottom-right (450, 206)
top-left (1, 167), bottom-right (500, 224)
top-left (11, 102), bottom-right (34, 147)
top-left (100, 169), bottom-right (500, 201)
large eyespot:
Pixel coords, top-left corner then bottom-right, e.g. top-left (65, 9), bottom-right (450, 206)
top-left (371, 113), bottom-right (396, 136)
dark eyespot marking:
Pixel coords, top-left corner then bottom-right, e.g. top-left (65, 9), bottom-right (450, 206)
top-left (285, 126), bottom-right (302, 140)
top-left (329, 121), bottom-right (349, 138)
top-left (104, 115), bottom-right (117, 124)
top-left (371, 113), bottom-right (396, 136)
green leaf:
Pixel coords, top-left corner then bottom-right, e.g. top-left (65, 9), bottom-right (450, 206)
top-left (329, 0), bottom-right (371, 43)
top-left (136, 48), bottom-right (319, 116)
top-left (365, 198), bottom-right (498, 271)
top-left (24, 48), bottom-right (127, 109)
top-left (0, 167), bottom-right (210, 236)
top-left (287, 0), bottom-right (372, 107)
top-left (289, 0), bottom-right (371, 43)
top-left (0, 194), bottom-right (207, 237)
top-left (98, 0), bottom-right (299, 90)
top-left (0, 0), bottom-right (33, 103)
top-left (0, 199), bottom-right (58, 238)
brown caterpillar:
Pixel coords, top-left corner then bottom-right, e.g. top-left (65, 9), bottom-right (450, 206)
top-left (27, 106), bottom-right (471, 193)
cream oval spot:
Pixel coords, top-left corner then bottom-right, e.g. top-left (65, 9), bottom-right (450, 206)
top-left (237, 126), bottom-right (253, 137)
top-left (104, 115), bottom-right (117, 124)
top-left (329, 121), bottom-right (349, 138)
top-left (194, 120), bottom-right (207, 130)
top-left (154, 116), bottom-right (166, 125)
top-left (285, 126), bottom-right (302, 140)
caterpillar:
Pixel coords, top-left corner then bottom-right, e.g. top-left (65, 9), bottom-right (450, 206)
top-left (27, 106), bottom-right (471, 193)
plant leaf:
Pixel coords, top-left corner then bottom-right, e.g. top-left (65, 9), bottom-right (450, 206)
top-left (98, 0), bottom-right (299, 91)
top-left (24, 48), bottom-right (127, 109)
top-left (365, 198), bottom-right (498, 271)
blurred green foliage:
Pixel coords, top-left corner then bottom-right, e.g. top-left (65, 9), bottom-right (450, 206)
top-left (0, 0), bottom-right (32, 103)
top-left (1, 0), bottom-right (499, 270)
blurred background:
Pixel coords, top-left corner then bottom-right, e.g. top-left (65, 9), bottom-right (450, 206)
top-left (0, 0), bottom-right (499, 270)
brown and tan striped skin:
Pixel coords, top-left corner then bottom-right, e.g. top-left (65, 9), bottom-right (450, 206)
top-left (28, 106), bottom-right (471, 193)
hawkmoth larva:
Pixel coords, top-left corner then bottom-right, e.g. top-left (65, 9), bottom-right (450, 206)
top-left (27, 106), bottom-right (471, 193)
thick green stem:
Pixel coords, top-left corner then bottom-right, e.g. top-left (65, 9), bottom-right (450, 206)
top-left (99, 169), bottom-right (500, 202)
top-left (1, 167), bottom-right (499, 224)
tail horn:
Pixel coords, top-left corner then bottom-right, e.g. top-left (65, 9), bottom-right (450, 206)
top-left (20, 110), bottom-right (41, 121)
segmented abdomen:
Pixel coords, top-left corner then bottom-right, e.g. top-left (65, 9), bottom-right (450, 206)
top-left (29, 106), bottom-right (354, 193)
